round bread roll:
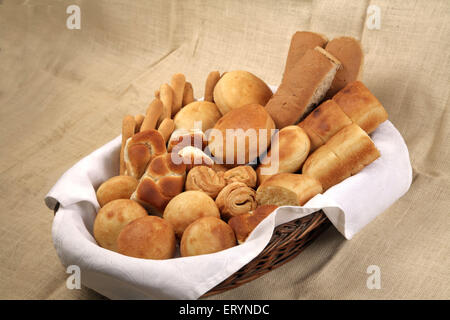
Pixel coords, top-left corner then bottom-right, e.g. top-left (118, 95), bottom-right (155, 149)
top-left (163, 190), bottom-right (220, 237)
top-left (213, 71), bottom-right (273, 115)
top-left (96, 175), bottom-right (138, 207)
top-left (208, 103), bottom-right (275, 167)
top-left (93, 199), bottom-right (148, 252)
top-left (180, 216), bottom-right (236, 257)
top-left (117, 216), bottom-right (176, 260)
top-left (173, 101), bottom-right (221, 133)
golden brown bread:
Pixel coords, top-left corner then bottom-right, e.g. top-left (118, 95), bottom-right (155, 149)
top-left (120, 115), bottom-right (136, 175)
top-left (96, 175), bottom-right (138, 207)
top-left (173, 101), bottom-right (222, 132)
top-left (256, 173), bottom-right (323, 207)
top-left (208, 103), bottom-right (275, 167)
top-left (185, 165), bottom-right (226, 199)
top-left (332, 81), bottom-right (388, 134)
top-left (298, 99), bottom-right (352, 151)
top-left (180, 216), bottom-right (236, 257)
top-left (325, 37), bottom-right (364, 98)
top-left (158, 84), bottom-right (173, 124)
top-left (117, 216), bottom-right (176, 260)
top-left (302, 123), bottom-right (380, 190)
top-left (204, 71), bottom-right (221, 102)
top-left (215, 182), bottom-right (257, 221)
top-left (124, 129), bottom-right (167, 179)
top-left (182, 81), bottom-right (195, 106)
top-left (213, 70), bottom-right (273, 115)
top-left (282, 31), bottom-right (328, 82)
top-left (163, 190), bottom-right (221, 238)
top-left (223, 166), bottom-right (257, 188)
top-left (170, 73), bottom-right (186, 116)
top-left (265, 47), bottom-right (341, 128)
top-left (157, 118), bottom-right (175, 143)
top-left (256, 125), bottom-right (311, 184)
top-left (131, 153), bottom-right (186, 216)
top-left (93, 199), bottom-right (148, 252)
top-left (141, 98), bottom-right (163, 132)
top-left (228, 204), bottom-right (278, 244)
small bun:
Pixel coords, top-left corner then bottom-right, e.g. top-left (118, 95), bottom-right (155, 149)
top-left (223, 166), bottom-right (257, 188)
top-left (96, 175), bottom-right (138, 207)
top-left (213, 71), bottom-right (273, 116)
top-left (215, 182), bottom-right (257, 220)
top-left (185, 166), bottom-right (226, 199)
top-left (93, 199), bottom-right (148, 252)
top-left (173, 101), bottom-right (221, 132)
top-left (163, 191), bottom-right (220, 237)
top-left (180, 216), bottom-right (236, 257)
top-left (117, 216), bottom-right (176, 260)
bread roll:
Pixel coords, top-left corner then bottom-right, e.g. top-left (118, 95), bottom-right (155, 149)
top-left (124, 129), bottom-right (167, 179)
top-left (256, 125), bottom-right (311, 184)
top-left (215, 182), bottom-right (257, 220)
top-left (213, 71), bottom-right (273, 116)
top-left (332, 81), bottom-right (388, 134)
top-left (93, 199), bottom-right (148, 252)
top-left (96, 175), bottom-right (138, 207)
top-left (228, 204), bottom-right (278, 244)
top-left (163, 190), bottom-right (220, 238)
top-left (167, 128), bottom-right (206, 153)
top-left (208, 103), bottom-right (275, 167)
top-left (265, 47), bottom-right (341, 128)
top-left (131, 153), bottom-right (186, 216)
top-left (117, 216), bottom-right (176, 260)
top-left (325, 37), bottom-right (364, 98)
top-left (177, 146), bottom-right (214, 171)
top-left (223, 166), bottom-right (257, 188)
top-left (185, 166), bottom-right (226, 199)
top-left (180, 216), bottom-right (236, 257)
top-left (256, 173), bottom-right (323, 207)
top-left (298, 99), bottom-right (352, 151)
top-left (282, 31), bottom-right (328, 82)
top-left (173, 101), bottom-right (221, 133)
top-left (302, 123), bottom-right (380, 190)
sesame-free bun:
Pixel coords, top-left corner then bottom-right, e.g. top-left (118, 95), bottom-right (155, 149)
top-left (213, 71), bottom-right (273, 116)
top-left (208, 103), bottom-right (275, 167)
top-left (93, 199), bottom-right (148, 252)
top-left (163, 190), bottom-right (220, 237)
top-left (173, 101), bottom-right (221, 132)
top-left (180, 216), bottom-right (236, 257)
top-left (117, 216), bottom-right (176, 260)
top-left (96, 175), bottom-right (138, 207)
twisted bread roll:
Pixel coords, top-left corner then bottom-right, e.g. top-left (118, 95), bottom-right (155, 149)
top-left (215, 182), bottom-right (257, 220)
top-left (185, 166), bottom-right (226, 198)
top-left (223, 166), bottom-right (257, 188)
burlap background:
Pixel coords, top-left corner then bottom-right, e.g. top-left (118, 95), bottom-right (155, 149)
top-left (0, 0), bottom-right (448, 299)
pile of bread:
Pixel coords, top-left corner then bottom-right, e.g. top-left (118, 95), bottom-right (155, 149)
top-left (93, 32), bottom-right (388, 260)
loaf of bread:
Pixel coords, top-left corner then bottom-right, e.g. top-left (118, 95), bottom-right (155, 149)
top-left (124, 129), bottom-right (167, 179)
top-left (228, 204), bottom-right (278, 244)
top-left (332, 81), bottom-right (388, 134)
top-left (302, 123), bottom-right (380, 190)
top-left (131, 153), bottom-right (186, 216)
top-left (256, 173), bottom-right (323, 207)
top-left (185, 165), bottom-right (226, 198)
top-left (256, 125), bottom-right (311, 184)
top-left (96, 175), bottom-right (138, 207)
top-left (298, 99), bottom-right (352, 151)
top-left (325, 37), bottom-right (364, 98)
top-left (173, 101), bottom-right (221, 132)
top-left (208, 103), bottom-right (275, 167)
top-left (213, 70), bottom-right (273, 116)
top-left (215, 182), bottom-right (257, 220)
top-left (265, 47), bottom-right (341, 128)
top-left (282, 31), bottom-right (328, 82)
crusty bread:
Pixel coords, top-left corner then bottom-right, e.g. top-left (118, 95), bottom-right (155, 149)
top-left (208, 103), bottom-right (275, 167)
top-left (325, 37), bottom-right (364, 98)
top-left (216, 182), bottom-right (257, 220)
top-left (256, 125), bottom-right (311, 184)
top-left (228, 204), bottom-right (278, 244)
top-left (332, 81), bottom-right (388, 134)
top-left (185, 165), bottom-right (226, 199)
top-left (282, 31), bottom-right (328, 81)
top-left (298, 99), bottom-right (353, 151)
top-left (213, 71), bottom-right (273, 116)
top-left (173, 101), bottom-right (221, 132)
top-left (256, 173), bottom-right (323, 207)
top-left (131, 153), bottom-right (186, 216)
top-left (302, 123), bottom-right (380, 190)
top-left (96, 175), bottom-right (138, 207)
top-left (124, 129), bottom-right (167, 179)
top-left (265, 47), bottom-right (341, 128)
top-left (223, 166), bottom-right (257, 188)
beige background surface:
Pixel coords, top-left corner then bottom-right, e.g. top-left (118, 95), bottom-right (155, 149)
top-left (0, 0), bottom-right (449, 299)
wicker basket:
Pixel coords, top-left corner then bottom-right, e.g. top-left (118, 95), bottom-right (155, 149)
top-left (54, 204), bottom-right (330, 298)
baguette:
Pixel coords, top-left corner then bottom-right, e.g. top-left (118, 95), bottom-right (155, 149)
top-left (170, 73), bottom-right (186, 116)
top-left (265, 47), bottom-right (341, 128)
top-left (140, 99), bottom-right (163, 132)
top-left (182, 81), bottom-right (195, 106)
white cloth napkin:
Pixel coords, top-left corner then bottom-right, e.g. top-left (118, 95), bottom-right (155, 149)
top-left (45, 120), bottom-right (412, 299)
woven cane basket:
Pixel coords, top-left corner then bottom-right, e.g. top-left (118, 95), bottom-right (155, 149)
top-left (54, 205), bottom-right (330, 297)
